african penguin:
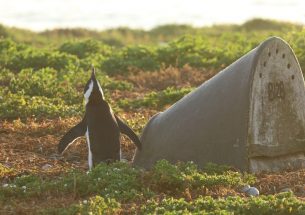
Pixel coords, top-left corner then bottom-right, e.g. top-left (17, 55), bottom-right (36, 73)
top-left (58, 67), bottom-right (142, 169)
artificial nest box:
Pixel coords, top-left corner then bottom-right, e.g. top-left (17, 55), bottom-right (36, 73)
top-left (133, 37), bottom-right (305, 173)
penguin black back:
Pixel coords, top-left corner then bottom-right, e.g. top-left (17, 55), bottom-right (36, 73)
top-left (58, 67), bottom-right (142, 169)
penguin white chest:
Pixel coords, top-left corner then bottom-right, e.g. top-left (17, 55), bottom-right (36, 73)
top-left (84, 81), bottom-right (94, 105)
top-left (85, 127), bottom-right (93, 169)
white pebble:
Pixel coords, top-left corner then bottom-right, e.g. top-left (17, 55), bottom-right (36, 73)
top-left (2, 184), bottom-right (8, 188)
top-left (246, 187), bottom-right (259, 196)
top-left (42, 164), bottom-right (52, 170)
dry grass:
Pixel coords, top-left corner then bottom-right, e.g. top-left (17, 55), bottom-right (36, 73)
top-left (124, 65), bottom-right (216, 90)
top-left (256, 170), bottom-right (305, 197)
top-left (0, 108), bottom-right (156, 178)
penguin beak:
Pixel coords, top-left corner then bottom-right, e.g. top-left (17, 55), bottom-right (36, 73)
top-left (87, 66), bottom-right (105, 100)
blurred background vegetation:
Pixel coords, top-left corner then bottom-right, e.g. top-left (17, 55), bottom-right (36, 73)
top-left (0, 18), bottom-right (304, 119)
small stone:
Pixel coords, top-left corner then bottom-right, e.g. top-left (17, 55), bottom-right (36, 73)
top-left (245, 187), bottom-right (259, 196)
top-left (279, 188), bottom-right (293, 193)
top-left (2, 184), bottom-right (8, 188)
top-left (42, 164), bottom-right (52, 170)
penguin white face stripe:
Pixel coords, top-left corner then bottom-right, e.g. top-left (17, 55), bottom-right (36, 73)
top-left (84, 81), bottom-right (93, 105)
top-left (85, 127), bottom-right (93, 170)
top-left (96, 80), bottom-right (104, 98)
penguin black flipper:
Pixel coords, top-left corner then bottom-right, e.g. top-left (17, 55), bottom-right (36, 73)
top-left (58, 116), bottom-right (87, 154)
top-left (115, 115), bottom-right (142, 150)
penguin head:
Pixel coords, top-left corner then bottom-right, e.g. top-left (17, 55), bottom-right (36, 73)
top-left (84, 67), bottom-right (105, 105)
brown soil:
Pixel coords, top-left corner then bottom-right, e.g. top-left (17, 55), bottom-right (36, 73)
top-left (0, 110), bottom-right (157, 179)
top-left (124, 65), bottom-right (216, 90)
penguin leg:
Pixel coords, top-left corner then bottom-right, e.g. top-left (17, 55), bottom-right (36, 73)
top-left (58, 117), bottom-right (87, 154)
top-left (115, 115), bottom-right (142, 150)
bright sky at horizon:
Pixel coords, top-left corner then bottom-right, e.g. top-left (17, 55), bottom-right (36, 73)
top-left (0, 0), bottom-right (304, 31)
